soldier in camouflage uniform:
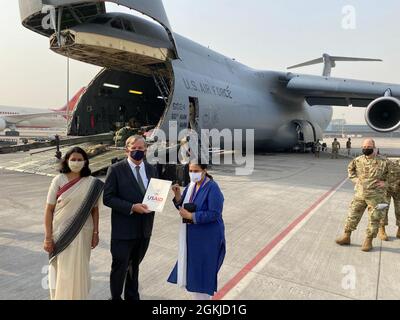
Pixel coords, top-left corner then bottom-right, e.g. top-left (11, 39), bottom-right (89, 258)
top-left (314, 139), bottom-right (322, 158)
top-left (336, 139), bottom-right (389, 252)
top-left (331, 138), bottom-right (341, 159)
top-left (114, 127), bottom-right (136, 147)
top-left (378, 159), bottom-right (400, 241)
top-left (114, 118), bottom-right (142, 147)
top-left (346, 138), bottom-right (352, 156)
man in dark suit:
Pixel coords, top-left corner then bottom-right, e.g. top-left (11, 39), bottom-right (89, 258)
top-left (104, 135), bottom-right (157, 300)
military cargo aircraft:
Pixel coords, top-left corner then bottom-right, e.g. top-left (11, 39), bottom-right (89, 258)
top-left (18, 0), bottom-right (400, 150)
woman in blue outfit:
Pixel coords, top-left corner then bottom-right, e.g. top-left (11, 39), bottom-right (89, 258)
top-left (167, 161), bottom-right (226, 300)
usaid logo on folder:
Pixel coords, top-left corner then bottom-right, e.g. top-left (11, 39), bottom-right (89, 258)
top-left (142, 178), bottom-right (172, 212)
top-left (147, 194), bottom-right (164, 202)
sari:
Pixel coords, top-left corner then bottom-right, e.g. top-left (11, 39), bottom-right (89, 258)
top-left (48, 176), bottom-right (104, 300)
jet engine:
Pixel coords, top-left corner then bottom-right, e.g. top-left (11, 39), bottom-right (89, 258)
top-left (365, 97), bottom-right (400, 132)
top-left (0, 118), bottom-right (7, 131)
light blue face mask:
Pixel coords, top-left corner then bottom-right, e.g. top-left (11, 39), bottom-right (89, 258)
top-left (189, 172), bottom-right (203, 183)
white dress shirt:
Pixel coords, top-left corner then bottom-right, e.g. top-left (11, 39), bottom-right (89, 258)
top-left (127, 158), bottom-right (149, 189)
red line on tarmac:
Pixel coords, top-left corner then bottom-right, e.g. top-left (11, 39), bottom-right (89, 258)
top-left (213, 177), bottom-right (348, 300)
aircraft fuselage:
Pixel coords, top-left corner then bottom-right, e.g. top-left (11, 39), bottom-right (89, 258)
top-left (160, 34), bottom-right (333, 149)
top-left (50, 12), bottom-right (333, 150)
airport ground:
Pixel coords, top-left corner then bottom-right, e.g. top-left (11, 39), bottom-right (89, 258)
top-left (1, 137), bottom-right (400, 300)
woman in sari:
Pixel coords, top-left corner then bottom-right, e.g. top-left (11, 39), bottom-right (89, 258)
top-left (168, 160), bottom-right (226, 300)
top-left (43, 147), bottom-right (104, 300)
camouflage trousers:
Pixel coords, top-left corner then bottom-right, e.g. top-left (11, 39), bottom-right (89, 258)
top-left (331, 149), bottom-right (339, 159)
top-left (380, 189), bottom-right (400, 227)
top-left (344, 196), bottom-right (387, 238)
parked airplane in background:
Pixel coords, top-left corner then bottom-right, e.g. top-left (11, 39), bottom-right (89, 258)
top-left (18, 0), bottom-right (400, 150)
top-left (0, 88), bottom-right (85, 136)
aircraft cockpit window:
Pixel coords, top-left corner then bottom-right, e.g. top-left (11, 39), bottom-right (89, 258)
top-left (122, 19), bottom-right (135, 33)
top-left (111, 19), bottom-right (123, 30)
top-left (90, 17), bottom-right (111, 25)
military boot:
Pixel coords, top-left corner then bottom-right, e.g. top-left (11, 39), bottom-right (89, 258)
top-left (335, 232), bottom-right (351, 245)
top-left (378, 226), bottom-right (389, 241)
top-left (396, 227), bottom-right (400, 239)
top-left (361, 237), bottom-right (373, 252)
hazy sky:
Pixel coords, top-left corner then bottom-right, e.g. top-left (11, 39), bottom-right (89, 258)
top-left (1, 0), bottom-right (399, 124)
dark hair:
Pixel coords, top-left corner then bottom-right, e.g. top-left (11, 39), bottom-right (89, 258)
top-left (60, 147), bottom-right (91, 177)
top-left (189, 160), bottom-right (213, 180)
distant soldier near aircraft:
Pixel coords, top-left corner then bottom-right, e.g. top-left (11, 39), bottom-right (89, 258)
top-left (314, 139), bottom-right (322, 158)
top-left (331, 138), bottom-right (341, 159)
top-left (336, 139), bottom-right (389, 252)
top-left (346, 138), bottom-right (352, 156)
top-left (54, 134), bottom-right (62, 160)
top-left (378, 158), bottom-right (400, 241)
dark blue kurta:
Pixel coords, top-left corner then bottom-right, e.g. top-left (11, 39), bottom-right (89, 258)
top-left (167, 179), bottom-right (226, 296)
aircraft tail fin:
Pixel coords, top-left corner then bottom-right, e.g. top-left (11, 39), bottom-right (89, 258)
top-left (52, 87), bottom-right (86, 113)
top-left (287, 53), bottom-right (382, 77)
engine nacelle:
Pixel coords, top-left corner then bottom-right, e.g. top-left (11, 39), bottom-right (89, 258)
top-left (0, 118), bottom-right (7, 131)
top-left (365, 97), bottom-right (400, 133)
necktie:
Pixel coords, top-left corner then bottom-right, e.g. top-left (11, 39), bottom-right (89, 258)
top-left (135, 166), bottom-right (146, 195)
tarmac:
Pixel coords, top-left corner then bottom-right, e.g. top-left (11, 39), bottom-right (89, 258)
top-left (1, 142), bottom-right (400, 300)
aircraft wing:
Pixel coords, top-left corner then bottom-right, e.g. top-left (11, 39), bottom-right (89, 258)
top-left (284, 73), bottom-right (400, 107)
top-left (3, 112), bottom-right (65, 124)
top-left (283, 73), bottom-right (400, 132)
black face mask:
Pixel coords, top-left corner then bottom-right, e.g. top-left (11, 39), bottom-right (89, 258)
top-left (362, 148), bottom-right (374, 156)
top-left (130, 150), bottom-right (145, 161)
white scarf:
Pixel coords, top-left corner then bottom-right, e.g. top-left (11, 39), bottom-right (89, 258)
top-left (177, 182), bottom-right (196, 287)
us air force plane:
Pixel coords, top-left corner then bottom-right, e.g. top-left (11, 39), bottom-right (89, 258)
top-left (18, 0), bottom-right (400, 150)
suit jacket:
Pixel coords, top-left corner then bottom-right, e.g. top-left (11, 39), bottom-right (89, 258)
top-left (103, 159), bottom-right (158, 240)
